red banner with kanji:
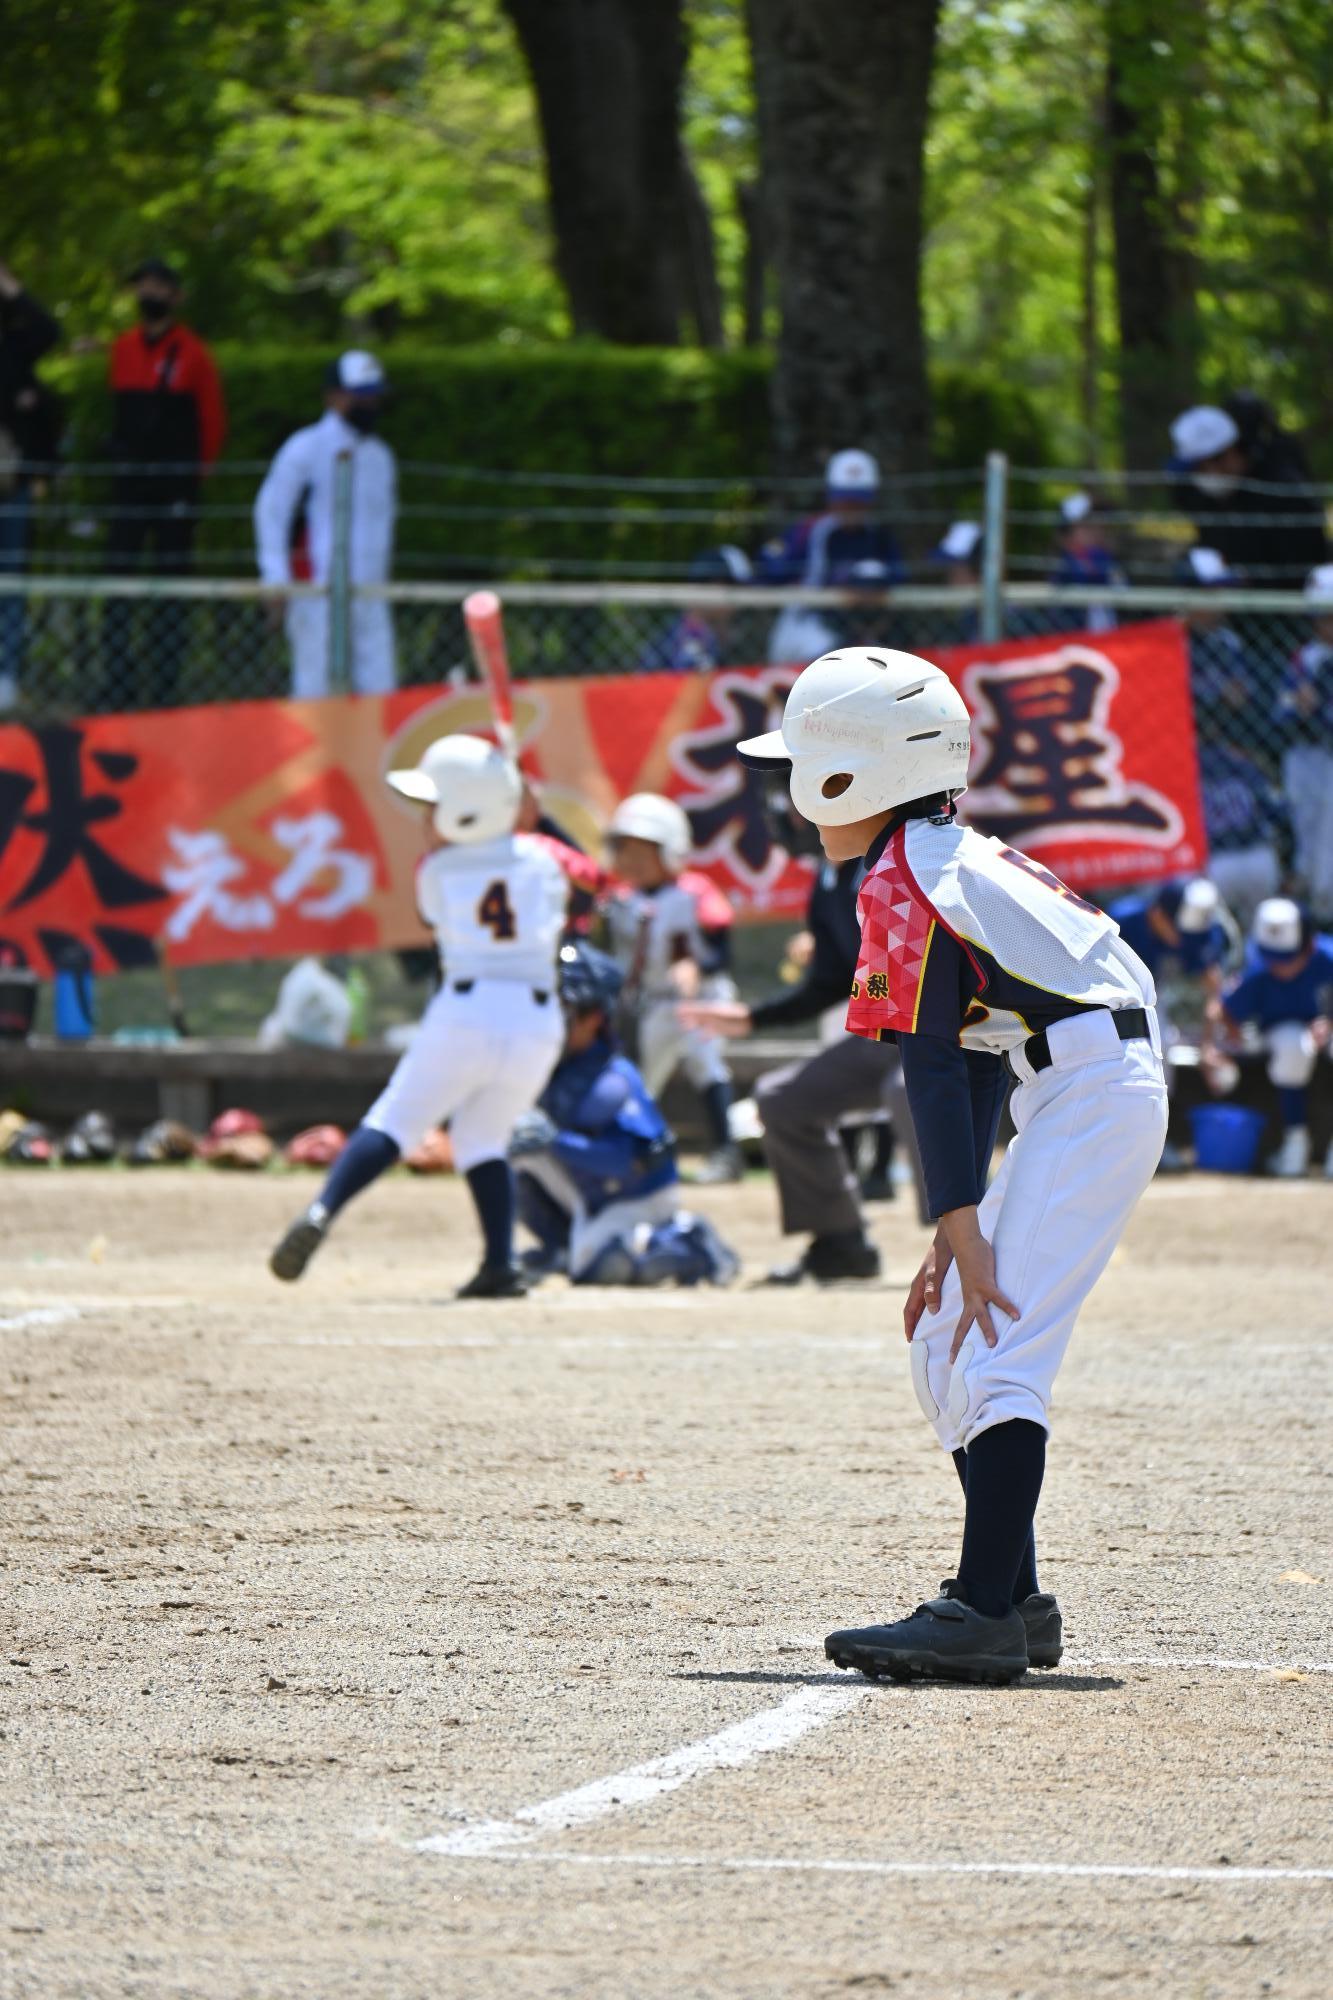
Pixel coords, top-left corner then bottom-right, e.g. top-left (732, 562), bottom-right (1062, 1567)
top-left (0, 620), bottom-right (1206, 972)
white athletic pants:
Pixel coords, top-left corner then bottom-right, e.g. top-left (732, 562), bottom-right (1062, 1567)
top-left (517, 1153), bottom-right (679, 1280)
top-left (910, 1013), bottom-right (1168, 1453)
top-left (638, 978), bottom-right (735, 1097)
top-left (1283, 744), bottom-right (1333, 916)
top-left (363, 980), bottom-right (562, 1171)
top-left (287, 594), bottom-right (397, 699)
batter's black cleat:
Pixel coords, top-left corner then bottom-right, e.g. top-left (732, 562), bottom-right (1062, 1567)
top-left (825, 1593), bottom-right (1029, 1686)
top-left (456, 1261), bottom-right (528, 1300)
top-left (939, 1577), bottom-right (1063, 1668)
top-left (763, 1232), bottom-right (881, 1286)
top-left (269, 1204), bottom-right (330, 1283)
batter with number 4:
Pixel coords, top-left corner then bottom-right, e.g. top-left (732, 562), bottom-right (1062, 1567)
top-left (270, 733), bottom-right (567, 1299)
top-left (740, 648), bottom-right (1167, 1685)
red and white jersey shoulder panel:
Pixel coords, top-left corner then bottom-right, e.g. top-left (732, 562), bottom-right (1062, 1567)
top-left (846, 827), bottom-right (942, 1040)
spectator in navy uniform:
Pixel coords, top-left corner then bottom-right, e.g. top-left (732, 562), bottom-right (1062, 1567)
top-left (1178, 547), bottom-right (1266, 746)
top-left (1209, 897), bottom-right (1333, 1178)
top-left (637, 545), bottom-right (751, 674)
top-left (1197, 727), bottom-right (1291, 927)
top-left (1168, 402), bottom-right (1327, 585)
top-left (0, 260), bottom-right (61, 710)
top-left (1049, 493), bottom-right (1124, 633)
top-left (1279, 564), bottom-right (1333, 922)
top-left (929, 519), bottom-right (984, 644)
top-left (761, 449), bottom-right (903, 664)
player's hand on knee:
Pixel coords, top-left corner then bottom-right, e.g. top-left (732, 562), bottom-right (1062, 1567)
top-left (508, 1109), bottom-right (558, 1160)
top-left (949, 1235), bottom-right (1020, 1361)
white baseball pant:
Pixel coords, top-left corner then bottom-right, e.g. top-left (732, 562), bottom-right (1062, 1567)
top-left (637, 978), bottom-right (735, 1098)
top-left (1283, 744), bottom-right (1333, 916)
top-left (363, 979), bottom-right (562, 1171)
top-left (287, 594), bottom-right (397, 700)
top-left (516, 1156), bottom-right (679, 1280)
top-left (910, 1012), bottom-right (1168, 1454)
top-left (1265, 1019), bottom-right (1317, 1089)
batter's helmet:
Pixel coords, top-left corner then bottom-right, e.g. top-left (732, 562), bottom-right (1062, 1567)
top-left (386, 733), bottom-right (521, 846)
top-left (606, 793), bottom-right (693, 870)
top-left (738, 648), bottom-right (971, 827)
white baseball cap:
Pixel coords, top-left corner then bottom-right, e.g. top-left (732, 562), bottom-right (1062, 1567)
top-left (1253, 896), bottom-right (1304, 956)
top-left (1169, 405), bottom-right (1240, 469)
top-left (330, 349), bottom-right (387, 394)
top-left (1060, 492), bottom-right (1094, 526)
top-left (1304, 563), bottom-right (1333, 606)
top-left (1183, 546), bottom-right (1233, 586)
top-left (1176, 878), bottom-right (1221, 934)
top-left (934, 520), bottom-right (983, 564)
top-left (825, 449), bottom-right (880, 500)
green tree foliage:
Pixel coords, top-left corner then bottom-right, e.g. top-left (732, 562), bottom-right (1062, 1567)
top-left (4, 0), bottom-right (1330, 468)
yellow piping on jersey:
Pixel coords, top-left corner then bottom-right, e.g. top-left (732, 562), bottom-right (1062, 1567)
top-left (946, 919), bottom-right (1101, 1007)
top-left (911, 921), bottom-right (937, 1033)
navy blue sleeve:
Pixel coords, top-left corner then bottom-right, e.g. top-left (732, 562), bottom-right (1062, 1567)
top-left (898, 1036), bottom-right (1009, 1219)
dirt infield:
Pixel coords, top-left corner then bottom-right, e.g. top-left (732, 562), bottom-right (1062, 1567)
top-left (2, 1167), bottom-right (1330, 1999)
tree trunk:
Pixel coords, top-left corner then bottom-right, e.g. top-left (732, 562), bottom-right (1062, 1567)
top-left (1106, 0), bottom-right (1203, 471)
top-left (502, 0), bottom-right (690, 345)
top-left (672, 157), bottom-right (726, 349)
top-left (745, 0), bottom-right (940, 480)
top-left (736, 180), bottom-right (766, 349)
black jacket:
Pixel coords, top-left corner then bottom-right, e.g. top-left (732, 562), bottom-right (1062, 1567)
top-left (0, 288), bottom-right (61, 465)
top-left (750, 858), bottom-right (862, 1030)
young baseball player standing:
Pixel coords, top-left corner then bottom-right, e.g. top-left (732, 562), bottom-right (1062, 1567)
top-left (269, 733), bottom-right (567, 1298)
top-left (740, 647), bottom-right (1167, 1684)
top-left (603, 793), bottom-right (742, 1182)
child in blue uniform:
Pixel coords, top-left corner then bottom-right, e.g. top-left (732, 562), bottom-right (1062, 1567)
top-left (510, 943), bottom-right (739, 1287)
top-left (1209, 898), bottom-right (1333, 1178)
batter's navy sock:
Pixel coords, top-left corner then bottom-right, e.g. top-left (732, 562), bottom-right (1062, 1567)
top-left (952, 1446), bottom-right (1039, 1603)
top-left (955, 1418), bottom-right (1046, 1619)
top-left (701, 1080), bottom-right (733, 1153)
top-left (317, 1126), bottom-right (400, 1219)
top-left (1278, 1085), bottom-right (1308, 1128)
top-left (466, 1158), bottom-right (515, 1268)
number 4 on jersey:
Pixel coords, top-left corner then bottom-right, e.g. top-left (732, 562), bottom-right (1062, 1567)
top-left (477, 879), bottom-right (518, 941)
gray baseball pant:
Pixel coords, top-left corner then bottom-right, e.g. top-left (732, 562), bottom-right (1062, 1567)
top-left (755, 1034), bottom-right (930, 1236)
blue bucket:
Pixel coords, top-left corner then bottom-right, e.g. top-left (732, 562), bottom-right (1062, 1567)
top-left (1189, 1104), bottom-right (1267, 1174)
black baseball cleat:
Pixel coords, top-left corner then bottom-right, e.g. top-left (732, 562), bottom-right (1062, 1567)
top-left (940, 1577), bottom-right (1063, 1668)
top-left (1016, 1591), bottom-right (1063, 1669)
top-left (269, 1205), bottom-right (329, 1283)
top-left (825, 1592), bottom-right (1029, 1686)
top-left (456, 1261), bottom-right (528, 1300)
top-left (764, 1232), bottom-right (881, 1286)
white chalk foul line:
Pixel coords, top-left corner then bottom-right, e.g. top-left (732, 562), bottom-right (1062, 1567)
top-left (0, 1305), bottom-right (81, 1333)
top-left (442, 1850), bottom-right (1333, 1888)
top-left (416, 1686), bottom-right (863, 1859)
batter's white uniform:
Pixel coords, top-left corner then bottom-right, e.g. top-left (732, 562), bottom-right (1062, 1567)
top-left (363, 834), bottom-right (566, 1169)
top-left (254, 408), bottom-right (397, 699)
top-left (847, 819), bottom-right (1167, 1453)
top-left (605, 876), bottom-right (735, 1097)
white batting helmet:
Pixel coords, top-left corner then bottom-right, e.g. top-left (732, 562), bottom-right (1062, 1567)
top-left (386, 733), bottom-right (521, 845)
top-left (738, 648), bottom-right (971, 827)
top-left (606, 793), bottom-right (693, 870)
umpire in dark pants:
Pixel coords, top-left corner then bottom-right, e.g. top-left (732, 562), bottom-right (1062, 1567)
top-left (683, 822), bottom-right (929, 1284)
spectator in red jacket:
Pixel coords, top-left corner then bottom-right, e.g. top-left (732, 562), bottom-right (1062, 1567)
top-left (103, 258), bottom-right (226, 710)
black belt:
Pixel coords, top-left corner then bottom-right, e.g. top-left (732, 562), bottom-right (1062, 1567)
top-left (452, 979), bottom-right (550, 1004)
top-left (1009, 1006), bottom-right (1151, 1079)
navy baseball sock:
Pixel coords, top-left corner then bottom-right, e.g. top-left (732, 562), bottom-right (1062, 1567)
top-left (701, 1080), bottom-right (733, 1152)
top-left (316, 1126), bottom-right (400, 1218)
top-left (466, 1158), bottom-right (515, 1269)
top-left (955, 1419), bottom-right (1046, 1619)
top-left (1278, 1085), bottom-right (1307, 1128)
top-left (952, 1446), bottom-right (1039, 1602)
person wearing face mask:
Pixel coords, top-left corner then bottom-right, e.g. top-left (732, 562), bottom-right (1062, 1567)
top-left (1168, 403), bottom-right (1327, 586)
top-left (253, 351), bottom-right (397, 699)
top-left (104, 258), bottom-right (225, 709)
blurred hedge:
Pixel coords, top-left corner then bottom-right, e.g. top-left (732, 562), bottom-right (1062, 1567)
top-left (40, 344), bottom-right (1050, 576)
